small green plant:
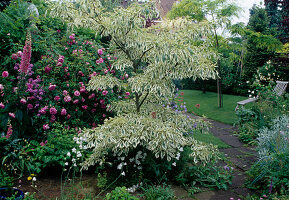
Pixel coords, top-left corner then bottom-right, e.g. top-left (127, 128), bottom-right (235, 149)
top-left (97, 172), bottom-right (108, 189)
top-left (0, 169), bottom-right (14, 188)
top-left (105, 187), bottom-right (139, 200)
top-left (142, 184), bottom-right (176, 200)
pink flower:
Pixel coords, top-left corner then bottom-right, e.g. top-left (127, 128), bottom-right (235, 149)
top-left (102, 114), bottom-right (106, 118)
top-left (78, 71), bottom-right (84, 76)
top-left (125, 92), bottom-right (130, 96)
top-left (0, 103), bottom-right (5, 109)
top-left (40, 141), bottom-right (45, 146)
top-left (63, 90), bottom-right (69, 96)
top-left (67, 114), bottom-right (71, 119)
top-left (81, 97), bottom-right (85, 102)
top-left (80, 87), bottom-right (86, 93)
top-left (125, 74), bottom-right (129, 78)
top-left (64, 95), bottom-right (72, 102)
top-left (58, 57), bottom-right (64, 63)
top-left (50, 107), bottom-right (57, 115)
top-left (2, 71), bottom-right (9, 77)
top-left (19, 33), bottom-right (32, 74)
top-left (100, 99), bottom-right (105, 104)
top-left (12, 54), bottom-right (18, 60)
top-left (54, 96), bottom-right (60, 101)
top-left (9, 113), bottom-right (15, 118)
top-left (69, 34), bottom-right (75, 40)
top-left (27, 104), bottom-right (33, 110)
top-left (17, 51), bottom-right (23, 57)
top-left (48, 84), bottom-right (56, 91)
top-left (91, 109), bottom-right (96, 113)
top-left (97, 49), bottom-right (103, 55)
top-left (50, 115), bottom-right (56, 121)
top-left (102, 90), bottom-right (108, 96)
top-left (96, 58), bottom-right (104, 64)
top-left (45, 66), bottom-right (52, 73)
top-left (5, 123), bottom-right (13, 139)
top-left (61, 108), bottom-right (67, 116)
top-left (43, 124), bottom-right (50, 130)
top-left (56, 62), bottom-right (62, 67)
top-left (73, 99), bottom-right (79, 104)
top-left (74, 91), bottom-right (80, 97)
top-left (57, 29), bottom-right (61, 33)
top-left (82, 105), bottom-right (88, 110)
top-left (20, 98), bottom-right (26, 104)
top-left (0, 84), bottom-right (4, 90)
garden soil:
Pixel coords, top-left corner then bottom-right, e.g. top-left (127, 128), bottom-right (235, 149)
top-left (20, 119), bottom-right (257, 200)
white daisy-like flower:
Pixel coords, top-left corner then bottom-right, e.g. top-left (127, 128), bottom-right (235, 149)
top-left (72, 148), bottom-right (76, 153)
top-left (172, 162), bottom-right (176, 166)
top-left (32, 177), bottom-right (36, 181)
top-left (67, 152), bottom-right (71, 157)
top-left (65, 162), bottom-right (69, 166)
top-left (121, 172), bottom-right (125, 176)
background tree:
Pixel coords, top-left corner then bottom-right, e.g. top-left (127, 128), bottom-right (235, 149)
top-left (168, 0), bottom-right (240, 107)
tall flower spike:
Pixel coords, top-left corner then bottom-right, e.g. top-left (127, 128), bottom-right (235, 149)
top-left (19, 31), bottom-right (32, 74)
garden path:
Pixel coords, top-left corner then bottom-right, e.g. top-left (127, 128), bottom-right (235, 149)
top-left (174, 118), bottom-right (257, 200)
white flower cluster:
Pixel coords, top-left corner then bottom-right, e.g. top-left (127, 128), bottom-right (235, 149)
top-left (73, 136), bottom-right (88, 150)
top-left (248, 90), bottom-right (257, 98)
top-left (127, 182), bottom-right (143, 193)
top-left (65, 146), bottom-right (84, 169)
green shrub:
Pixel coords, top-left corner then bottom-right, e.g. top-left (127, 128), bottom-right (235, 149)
top-left (142, 184), bottom-right (176, 200)
top-left (247, 115), bottom-right (289, 194)
top-left (105, 187), bottom-right (139, 200)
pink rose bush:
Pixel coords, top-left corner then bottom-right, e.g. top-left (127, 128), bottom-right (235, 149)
top-left (0, 32), bottom-right (130, 141)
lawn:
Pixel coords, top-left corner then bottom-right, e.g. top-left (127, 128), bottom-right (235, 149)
top-left (193, 131), bottom-right (230, 148)
top-left (181, 90), bottom-right (252, 125)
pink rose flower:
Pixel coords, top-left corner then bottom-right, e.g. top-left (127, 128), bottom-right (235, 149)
top-left (0, 103), bottom-right (5, 109)
top-left (48, 84), bottom-right (56, 91)
top-left (74, 91), bottom-right (80, 97)
top-left (43, 124), bottom-right (50, 130)
top-left (97, 49), bottom-right (103, 55)
top-left (69, 34), bottom-right (75, 40)
top-left (56, 62), bottom-right (63, 67)
top-left (67, 114), bottom-right (71, 119)
top-left (12, 54), bottom-right (18, 60)
top-left (91, 109), bottom-right (96, 113)
top-left (102, 90), bottom-right (108, 96)
top-left (96, 58), bottom-right (104, 64)
top-left (102, 114), bottom-right (106, 118)
top-left (78, 71), bottom-right (84, 76)
top-left (27, 104), bottom-right (33, 110)
top-left (73, 99), bottom-right (79, 104)
top-left (54, 96), bottom-right (60, 101)
top-left (9, 113), bottom-right (15, 118)
top-left (40, 141), bottom-right (45, 146)
top-left (51, 115), bottom-right (56, 121)
top-left (100, 99), bottom-right (105, 104)
top-left (82, 105), bottom-right (88, 110)
top-left (63, 90), bottom-right (69, 96)
top-left (20, 98), bottom-right (27, 104)
top-left (61, 108), bottom-right (67, 116)
top-left (2, 71), bottom-right (9, 77)
top-left (125, 74), bottom-right (129, 78)
top-left (82, 97), bottom-right (85, 102)
top-left (64, 95), bottom-right (72, 102)
top-left (125, 92), bottom-right (130, 96)
top-left (0, 84), bottom-right (3, 90)
top-left (50, 107), bottom-right (57, 115)
top-left (58, 57), bottom-right (64, 63)
top-left (45, 66), bottom-right (52, 73)
top-left (17, 51), bottom-right (23, 57)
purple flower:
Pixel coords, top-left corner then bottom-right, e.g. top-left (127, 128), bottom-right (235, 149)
top-left (74, 91), bottom-right (80, 97)
top-left (2, 71), bottom-right (9, 77)
top-left (49, 107), bottom-right (57, 115)
top-left (9, 113), bottom-right (15, 118)
top-left (61, 108), bottom-right (67, 116)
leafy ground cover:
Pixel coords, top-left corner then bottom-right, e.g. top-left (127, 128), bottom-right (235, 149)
top-left (181, 89), bottom-right (252, 125)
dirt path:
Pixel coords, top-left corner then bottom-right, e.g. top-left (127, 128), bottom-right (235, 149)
top-left (181, 119), bottom-right (257, 200)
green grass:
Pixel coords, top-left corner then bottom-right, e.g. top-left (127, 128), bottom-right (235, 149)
top-left (181, 89), bottom-right (252, 125)
top-left (193, 131), bottom-right (230, 149)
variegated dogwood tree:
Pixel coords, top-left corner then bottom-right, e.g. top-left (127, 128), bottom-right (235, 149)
top-left (47, 0), bottom-right (219, 170)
